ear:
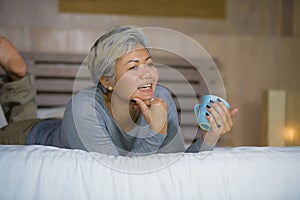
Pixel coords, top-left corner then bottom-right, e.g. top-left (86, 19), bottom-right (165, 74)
top-left (99, 77), bottom-right (113, 91)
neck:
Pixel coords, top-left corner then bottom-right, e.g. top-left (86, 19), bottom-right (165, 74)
top-left (103, 92), bottom-right (113, 116)
top-left (103, 92), bottom-right (139, 132)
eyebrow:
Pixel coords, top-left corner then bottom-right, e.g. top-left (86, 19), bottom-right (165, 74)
top-left (124, 56), bottom-right (152, 65)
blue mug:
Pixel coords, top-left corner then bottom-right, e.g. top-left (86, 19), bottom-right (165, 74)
top-left (194, 95), bottom-right (230, 131)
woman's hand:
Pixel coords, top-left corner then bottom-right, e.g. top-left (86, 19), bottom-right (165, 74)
top-left (203, 99), bottom-right (238, 145)
top-left (131, 98), bottom-right (168, 134)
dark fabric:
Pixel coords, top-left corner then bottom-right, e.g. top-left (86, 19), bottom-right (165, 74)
top-left (26, 118), bottom-right (66, 148)
top-left (0, 118), bottom-right (42, 144)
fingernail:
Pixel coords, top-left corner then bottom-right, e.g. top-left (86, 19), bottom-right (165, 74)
top-left (206, 105), bottom-right (211, 109)
top-left (210, 100), bottom-right (215, 104)
top-left (130, 99), bottom-right (136, 103)
top-left (217, 98), bottom-right (222, 102)
top-left (205, 112), bottom-right (210, 116)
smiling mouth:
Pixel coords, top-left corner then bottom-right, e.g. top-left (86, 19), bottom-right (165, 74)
top-left (137, 83), bottom-right (153, 91)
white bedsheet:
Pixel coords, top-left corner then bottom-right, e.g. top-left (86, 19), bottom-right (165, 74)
top-left (0, 145), bottom-right (300, 200)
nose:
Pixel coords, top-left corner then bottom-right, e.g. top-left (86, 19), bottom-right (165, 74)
top-left (140, 65), bottom-right (153, 79)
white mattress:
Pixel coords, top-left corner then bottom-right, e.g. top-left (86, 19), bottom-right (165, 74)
top-left (0, 145), bottom-right (300, 200)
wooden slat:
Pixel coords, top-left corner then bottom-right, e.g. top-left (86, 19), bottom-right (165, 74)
top-left (21, 52), bottom-right (85, 63)
top-left (159, 81), bottom-right (201, 97)
top-left (36, 94), bottom-right (73, 107)
top-left (157, 67), bottom-right (202, 82)
top-left (179, 111), bottom-right (198, 126)
top-left (154, 57), bottom-right (215, 70)
top-left (29, 64), bottom-right (90, 78)
top-left (174, 97), bottom-right (199, 111)
top-left (35, 79), bottom-right (93, 93)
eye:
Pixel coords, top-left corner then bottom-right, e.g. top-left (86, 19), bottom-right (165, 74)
top-left (146, 63), bottom-right (154, 67)
top-left (128, 66), bottom-right (138, 71)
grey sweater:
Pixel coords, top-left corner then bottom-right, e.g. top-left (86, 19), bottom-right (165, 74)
top-left (27, 85), bottom-right (213, 156)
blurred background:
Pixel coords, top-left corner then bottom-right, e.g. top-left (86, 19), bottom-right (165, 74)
top-left (0, 0), bottom-right (299, 147)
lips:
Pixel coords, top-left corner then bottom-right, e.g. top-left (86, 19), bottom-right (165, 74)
top-left (137, 83), bottom-right (153, 91)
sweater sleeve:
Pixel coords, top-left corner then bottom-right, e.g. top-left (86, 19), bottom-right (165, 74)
top-left (185, 129), bottom-right (215, 153)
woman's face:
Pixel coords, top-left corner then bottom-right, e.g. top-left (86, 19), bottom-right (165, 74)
top-left (113, 44), bottom-right (158, 102)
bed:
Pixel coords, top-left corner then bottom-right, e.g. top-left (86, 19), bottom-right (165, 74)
top-left (0, 145), bottom-right (300, 199)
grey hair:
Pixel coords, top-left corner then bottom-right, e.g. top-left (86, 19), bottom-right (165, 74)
top-left (88, 26), bottom-right (151, 88)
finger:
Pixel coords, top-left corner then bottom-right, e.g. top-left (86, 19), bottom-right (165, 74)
top-left (143, 97), bottom-right (155, 107)
top-left (218, 106), bottom-right (232, 135)
top-left (209, 102), bottom-right (226, 127)
top-left (149, 97), bottom-right (162, 104)
top-left (226, 107), bottom-right (239, 128)
top-left (216, 100), bottom-right (228, 115)
top-left (132, 98), bottom-right (149, 114)
top-left (225, 108), bottom-right (233, 128)
top-left (220, 108), bottom-right (238, 133)
top-left (205, 114), bottom-right (222, 135)
top-left (148, 98), bottom-right (168, 110)
top-left (218, 102), bottom-right (237, 133)
top-left (230, 108), bottom-right (239, 117)
top-left (216, 101), bottom-right (233, 132)
top-left (133, 98), bottom-right (153, 124)
top-left (221, 122), bottom-right (231, 135)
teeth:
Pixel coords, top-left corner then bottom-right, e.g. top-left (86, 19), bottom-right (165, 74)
top-left (138, 83), bottom-right (152, 90)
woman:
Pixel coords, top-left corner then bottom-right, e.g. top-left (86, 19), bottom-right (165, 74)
top-left (1, 26), bottom-right (238, 156)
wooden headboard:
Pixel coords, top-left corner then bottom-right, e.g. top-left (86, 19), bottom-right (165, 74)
top-left (2, 52), bottom-right (214, 143)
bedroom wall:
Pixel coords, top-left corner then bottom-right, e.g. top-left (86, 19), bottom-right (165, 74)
top-left (0, 0), bottom-right (299, 146)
